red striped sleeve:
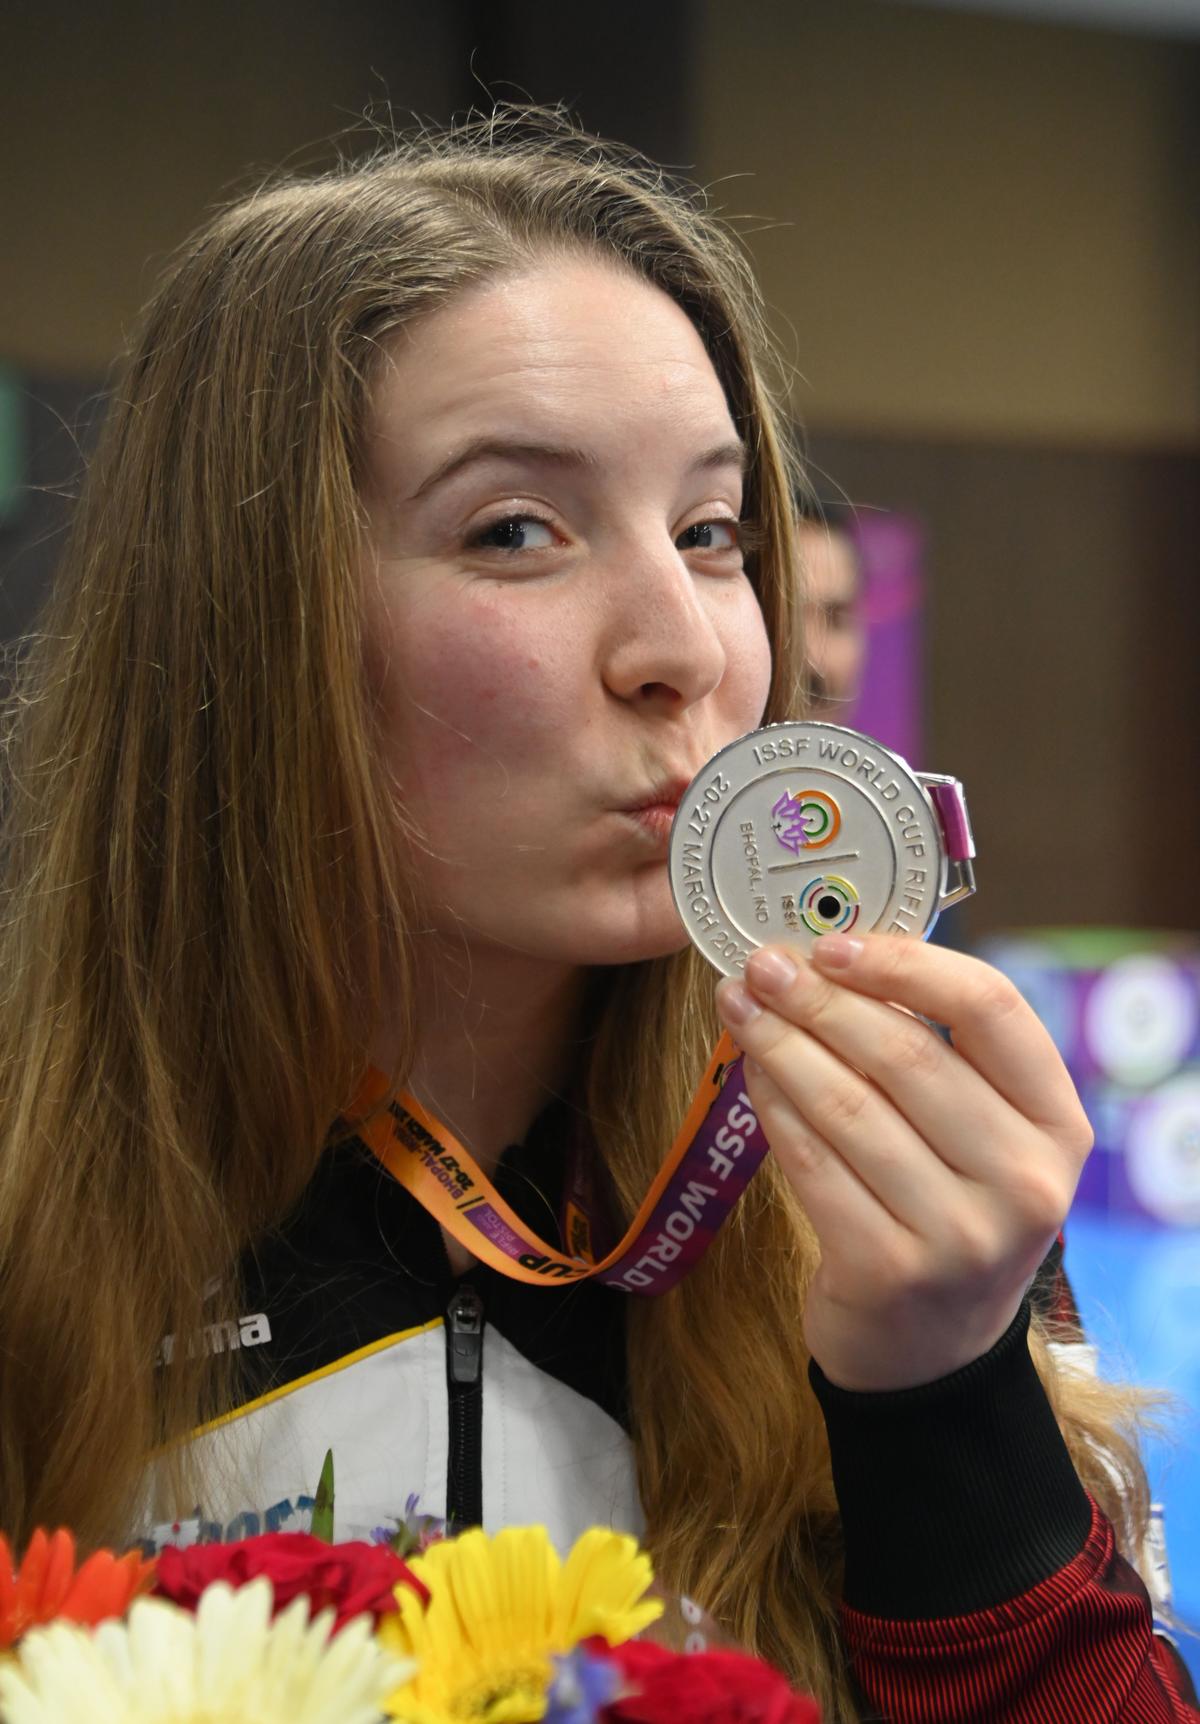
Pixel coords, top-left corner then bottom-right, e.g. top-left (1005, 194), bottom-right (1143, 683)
top-left (842, 1499), bottom-right (1197, 1722)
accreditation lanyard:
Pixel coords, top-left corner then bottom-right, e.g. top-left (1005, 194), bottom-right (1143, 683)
top-left (346, 1032), bottom-right (769, 1296)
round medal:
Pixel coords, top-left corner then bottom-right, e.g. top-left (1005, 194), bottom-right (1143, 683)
top-left (668, 720), bottom-right (976, 978)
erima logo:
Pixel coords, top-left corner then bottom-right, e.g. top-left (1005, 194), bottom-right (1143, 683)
top-left (157, 1312), bottom-right (272, 1367)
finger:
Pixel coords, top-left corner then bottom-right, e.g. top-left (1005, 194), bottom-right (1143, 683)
top-left (718, 980), bottom-right (963, 1230)
top-left (739, 1052), bottom-right (910, 1251)
top-left (807, 933), bottom-right (1092, 1150)
top-left (742, 945), bottom-right (1023, 1185)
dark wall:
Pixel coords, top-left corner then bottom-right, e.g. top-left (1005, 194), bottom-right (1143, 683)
top-left (0, 2), bottom-right (699, 646)
top-left (1, 1), bottom-right (696, 377)
top-left (0, 378), bottom-right (105, 646)
top-left (808, 429), bottom-right (1200, 939)
top-left (459, 0), bottom-right (696, 168)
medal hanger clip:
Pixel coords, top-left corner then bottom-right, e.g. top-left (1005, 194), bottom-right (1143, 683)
top-left (918, 774), bottom-right (977, 913)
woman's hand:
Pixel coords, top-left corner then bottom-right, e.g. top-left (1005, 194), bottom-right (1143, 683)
top-left (715, 934), bottom-right (1093, 1392)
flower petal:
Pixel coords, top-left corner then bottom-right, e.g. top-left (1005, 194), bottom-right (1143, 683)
top-left (1, 1575), bottom-right (409, 1724)
top-left (37, 1533), bottom-right (77, 1620)
top-left (0, 1620), bottom-right (128, 1724)
top-left (555, 1530), bottom-right (661, 1649)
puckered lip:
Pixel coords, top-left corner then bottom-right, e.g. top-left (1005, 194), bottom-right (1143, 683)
top-left (618, 775), bottom-right (696, 815)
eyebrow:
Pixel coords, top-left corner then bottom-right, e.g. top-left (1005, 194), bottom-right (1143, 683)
top-left (406, 435), bottom-right (749, 502)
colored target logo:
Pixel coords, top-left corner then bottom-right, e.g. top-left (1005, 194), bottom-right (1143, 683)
top-left (1083, 957), bottom-right (1197, 1087)
top-left (1126, 1074), bottom-right (1200, 1227)
top-left (800, 875), bottom-right (861, 935)
top-left (771, 788), bottom-right (842, 855)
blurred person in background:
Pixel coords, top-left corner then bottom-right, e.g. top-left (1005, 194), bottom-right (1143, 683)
top-left (795, 502), bottom-right (867, 721)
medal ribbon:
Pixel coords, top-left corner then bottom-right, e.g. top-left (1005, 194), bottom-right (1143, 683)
top-left (346, 1031), bottom-right (769, 1295)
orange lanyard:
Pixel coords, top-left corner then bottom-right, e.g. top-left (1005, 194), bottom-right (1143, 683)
top-left (345, 1032), bottom-right (768, 1295)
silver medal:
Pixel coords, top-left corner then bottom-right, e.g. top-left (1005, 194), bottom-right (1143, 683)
top-left (669, 720), bottom-right (976, 978)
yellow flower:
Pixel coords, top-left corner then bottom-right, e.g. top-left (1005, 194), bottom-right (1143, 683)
top-left (380, 1525), bottom-right (662, 1724)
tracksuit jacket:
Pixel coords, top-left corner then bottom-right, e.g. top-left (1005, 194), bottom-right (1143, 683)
top-left (184, 1105), bottom-right (1200, 1723)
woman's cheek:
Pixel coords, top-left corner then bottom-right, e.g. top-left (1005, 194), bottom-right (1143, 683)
top-left (725, 590), bottom-right (773, 725)
top-left (389, 599), bottom-right (576, 769)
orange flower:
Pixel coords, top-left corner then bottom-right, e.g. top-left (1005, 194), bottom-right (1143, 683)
top-left (0, 1528), bottom-right (155, 1649)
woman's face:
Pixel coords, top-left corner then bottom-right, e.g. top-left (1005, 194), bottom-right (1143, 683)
top-left (358, 256), bottom-right (773, 969)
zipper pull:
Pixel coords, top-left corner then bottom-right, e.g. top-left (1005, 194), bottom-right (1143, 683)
top-left (446, 1285), bottom-right (484, 1386)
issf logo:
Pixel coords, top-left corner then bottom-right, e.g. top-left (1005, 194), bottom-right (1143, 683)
top-left (770, 788), bottom-right (841, 855)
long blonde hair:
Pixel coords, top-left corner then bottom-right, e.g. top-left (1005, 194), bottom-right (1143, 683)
top-left (0, 109), bottom-right (1151, 1719)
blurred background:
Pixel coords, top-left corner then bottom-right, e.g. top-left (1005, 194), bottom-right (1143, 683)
top-left (3, 0), bottom-right (1198, 1674)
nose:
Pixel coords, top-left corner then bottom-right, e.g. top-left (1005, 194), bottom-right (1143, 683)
top-left (601, 533), bottom-right (728, 712)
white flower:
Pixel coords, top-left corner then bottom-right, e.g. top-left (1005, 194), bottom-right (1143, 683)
top-left (0, 1577), bottom-right (413, 1724)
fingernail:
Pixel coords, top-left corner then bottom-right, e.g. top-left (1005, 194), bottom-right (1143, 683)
top-left (716, 979), bottom-right (762, 1026)
top-left (744, 1056), bottom-right (764, 1078)
top-left (813, 934), bottom-right (864, 969)
top-left (746, 948), bottom-right (797, 993)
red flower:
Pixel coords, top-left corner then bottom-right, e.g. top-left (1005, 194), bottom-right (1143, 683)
top-left (0, 1529), bottom-right (155, 1650)
top-left (600, 1638), bottom-right (821, 1724)
top-left (153, 1531), bottom-right (428, 1632)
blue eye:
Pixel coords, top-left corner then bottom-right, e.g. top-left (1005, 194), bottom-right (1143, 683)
top-left (473, 515), bottom-right (558, 552)
top-left (676, 520), bottom-right (741, 553)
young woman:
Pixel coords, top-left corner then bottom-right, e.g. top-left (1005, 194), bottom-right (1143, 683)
top-left (0, 111), bottom-right (1193, 1722)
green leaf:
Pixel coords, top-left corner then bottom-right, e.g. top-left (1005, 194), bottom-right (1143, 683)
top-left (312, 1449), bottom-right (335, 1542)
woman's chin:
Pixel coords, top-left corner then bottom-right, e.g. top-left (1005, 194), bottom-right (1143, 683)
top-left (580, 916), bottom-right (693, 968)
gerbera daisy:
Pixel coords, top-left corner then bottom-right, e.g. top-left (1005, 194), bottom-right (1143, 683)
top-left (0, 1529), bottom-right (154, 1650)
top-left (0, 1576), bottom-right (412, 1724)
top-left (380, 1525), bottom-right (661, 1724)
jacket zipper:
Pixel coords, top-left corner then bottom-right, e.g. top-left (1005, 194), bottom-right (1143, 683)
top-left (445, 1283), bottom-right (484, 1529)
